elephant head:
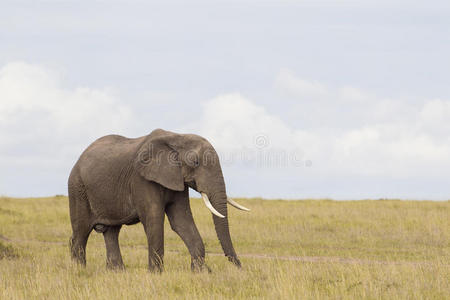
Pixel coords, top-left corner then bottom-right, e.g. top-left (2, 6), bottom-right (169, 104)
top-left (135, 129), bottom-right (249, 267)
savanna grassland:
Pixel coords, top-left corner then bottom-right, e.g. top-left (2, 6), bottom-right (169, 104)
top-left (0, 197), bottom-right (448, 299)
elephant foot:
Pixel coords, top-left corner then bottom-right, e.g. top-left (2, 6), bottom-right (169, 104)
top-left (148, 254), bottom-right (164, 273)
top-left (148, 264), bottom-right (164, 274)
top-left (227, 255), bottom-right (242, 268)
top-left (70, 238), bottom-right (87, 266)
top-left (191, 257), bottom-right (211, 273)
top-left (106, 261), bottom-right (125, 271)
top-left (71, 256), bottom-right (86, 267)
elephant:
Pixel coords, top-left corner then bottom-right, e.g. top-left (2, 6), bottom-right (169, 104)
top-left (68, 128), bottom-right (249, 272)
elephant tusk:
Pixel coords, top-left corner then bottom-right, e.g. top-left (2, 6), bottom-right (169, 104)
top-left (201, 193), bottom-right (225, 218)
top-left (227, 198), bottom-right (251, 212)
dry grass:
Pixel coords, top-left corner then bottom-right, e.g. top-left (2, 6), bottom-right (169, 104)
top-left (0, 196), bottom-right (449, 299)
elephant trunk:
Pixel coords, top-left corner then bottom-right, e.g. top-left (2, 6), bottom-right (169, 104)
top-left (209, 189), bottom-right (241, 267)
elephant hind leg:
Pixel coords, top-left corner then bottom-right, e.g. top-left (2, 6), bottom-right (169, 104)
top-left (102, 225), bottom-right (125, 270)
top-left (68, 172), bottom-right (93, 266)
top-left (70, 226), bottom-right (91, 266)
top-left (69, 212), bottom-right (92, 266)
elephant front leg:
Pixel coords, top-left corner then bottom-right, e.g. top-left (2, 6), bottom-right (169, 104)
top-left (142, 213), bottom-right (165, 273)
top-left (166, 190), bottom-right (210, 273)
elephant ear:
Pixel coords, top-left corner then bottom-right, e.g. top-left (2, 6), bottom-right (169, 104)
top-left (135, 129), bottom-right (185, 191)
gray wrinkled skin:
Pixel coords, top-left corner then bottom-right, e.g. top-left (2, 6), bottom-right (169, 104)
top-left (68, 129), bottom-right (241, 272)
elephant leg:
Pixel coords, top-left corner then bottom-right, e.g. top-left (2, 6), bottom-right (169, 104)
top-left (142, 208), bottom-right (165, 273)
top-left (69, 180), bottom-right (92, 266)
top-left (103, 225), bottom-right (125, 270)
top-left (166, 190), bottom-right (210, 272)
top-left (70, 222), bottom-right (92, 266)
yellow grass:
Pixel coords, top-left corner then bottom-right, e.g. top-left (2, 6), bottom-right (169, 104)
top-left (0, 197), bottom-right (449, 299)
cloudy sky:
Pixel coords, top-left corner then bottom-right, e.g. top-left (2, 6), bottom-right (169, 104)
top-left (1, 0), bottom-right (449, 199)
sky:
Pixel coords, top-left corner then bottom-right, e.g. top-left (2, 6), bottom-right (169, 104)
top-left (1, 0), bottom-right (450, 200)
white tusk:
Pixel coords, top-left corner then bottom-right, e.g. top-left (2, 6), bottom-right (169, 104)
top-left (201, 193), bottom-right (225, 218)
top-left (227, 198), bottom-right (251, 212)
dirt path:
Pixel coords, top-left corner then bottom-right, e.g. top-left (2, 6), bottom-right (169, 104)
top-left (205, 252), bottom-right (429, 265)
top-left (0, 234), bottom-right (11, 242)
top-left (0, 234), bottom-right (436, 266)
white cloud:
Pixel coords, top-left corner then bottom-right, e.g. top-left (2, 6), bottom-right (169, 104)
top-left (1, 62), bottom-right (449, 199)
top-left (197, 93), bottom-right (303, 150)
top-left (275, 69), bottom-right (329, 99)
top-left (0, 62), bottom-right (133, 195)
top-left (190, 72), bottom-right (450, 196)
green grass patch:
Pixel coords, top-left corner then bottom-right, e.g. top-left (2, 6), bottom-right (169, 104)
top-left (0, 241), bottom-right (18, 259)
top-left (0, 196), bottom-right (448, 299)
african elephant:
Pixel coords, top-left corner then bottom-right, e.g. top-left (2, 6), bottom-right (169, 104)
top-left (68, 129), bottom-right (249, 272)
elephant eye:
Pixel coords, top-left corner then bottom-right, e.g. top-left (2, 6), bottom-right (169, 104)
top-left (186, 151), bottom-right (200, 167)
